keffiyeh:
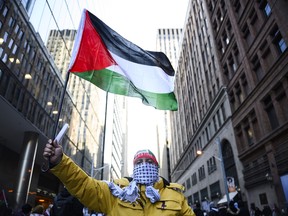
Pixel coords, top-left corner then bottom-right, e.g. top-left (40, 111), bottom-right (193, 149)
top-left (105, 163), bottom-right (160, 203)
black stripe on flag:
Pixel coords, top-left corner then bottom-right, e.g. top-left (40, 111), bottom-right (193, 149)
top-left (87, 11), bottom-right (175, 76)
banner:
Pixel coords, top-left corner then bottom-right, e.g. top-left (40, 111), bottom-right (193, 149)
top-left (227, 176), bottom-right (236, 192)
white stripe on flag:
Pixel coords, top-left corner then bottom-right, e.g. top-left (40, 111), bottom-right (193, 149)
top-left (108, 52), bottom-right (175, 94)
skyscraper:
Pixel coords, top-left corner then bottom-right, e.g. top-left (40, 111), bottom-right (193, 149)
top-left (156, 28), bottom-right (182, 180)
top-left (171, 0), bottom-right (288, 210)
top-left (170, 0), bottom-right (243, 207)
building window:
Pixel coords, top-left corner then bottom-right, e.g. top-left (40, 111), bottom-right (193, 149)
top-left (210, 181), bottom-right (221, 199)
top-left (252, 55), bottom-right (264, 81)
top-left (2, 6), bottom-right (8, 17)
top-left (198, 165), bottom-right (206, 181)
top-left (274, 83), bottom-right (288, 122)
top-left (263, 95), bottom-right (279, 130)
top-left (186, 177), bottom-right (191, 189)
top-left (200, 188), bottom-right (209, 201)
top-left (221, 103), bottom-right (226, 121)
top-left (259, 193), bottom-right (268, 205)
top-left (264, 3), bottom-right (271, 16)
top-left (233, 0), bottom-right (241, 12)
top-left (18, 30), bottom-right (24, 40)
top-left (193, 192), bottom-right (199, 204)
top-left (235, 83), bottom-right (244, 103)
top-left (259, 0), bottom-right (272, 17)
top-left (207, 156), bottom-right (217, 174)
top-left (228, 55), bottom-right (237, 73)
top-left (12, 44), bottom-right (18, 54)
top-left (245, 126), bottom-right (254, 146)
top-left (271, 27), bottom-right (287, 54)
top-left (8, 38), bottom-right (14, 49)
top-left (192, 172), bottom-right (197, 186)
top-left (188, 196), bottom-right (193, 206)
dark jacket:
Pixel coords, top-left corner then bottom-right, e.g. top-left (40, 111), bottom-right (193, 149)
top-left (51, 188), bottom-right (84, 216)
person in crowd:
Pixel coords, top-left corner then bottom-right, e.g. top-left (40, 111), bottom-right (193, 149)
top-left (237, 200), bottom-right (249, 216)
top-left (218, 203), bottom-right (228, 216)
top-left (227, 201), bottom-right (240, 216)
top-left (262, 205), bottom-right (272, 216)
top-left (255, 207), bottom-right (263, 216)
top-left (30, 205), bottom-right (44, 216)
top-left (209, 202), bottom-right (219, 216)
top-left (13, 203), bottom-right (32, 216)
top-left (272, 204), bottom-right (281, 216)
top-left (193, 202), bottom-right (204, 216)
top-left (250, 203), bottom-right (256, 216)
top-left (43, 140), bottom-right (195, 216)
top-left (50, 187), bottom-right (84, 216)
top-left (0, 202), bottom-right (12, 216)
top-left (43, 204), bottom-right (53, 216)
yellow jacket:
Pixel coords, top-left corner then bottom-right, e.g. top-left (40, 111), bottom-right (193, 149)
top-left (51, 154), bottom-right (195, 216)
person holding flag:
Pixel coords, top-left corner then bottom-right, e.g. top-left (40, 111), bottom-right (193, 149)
top-left (43, 139), bottom-right (194, 215)
top-left (42, 8), bottom-right (190, 215)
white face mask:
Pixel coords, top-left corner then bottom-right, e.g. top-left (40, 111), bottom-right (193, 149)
top-left (133, 162), bottom-right (159, 185)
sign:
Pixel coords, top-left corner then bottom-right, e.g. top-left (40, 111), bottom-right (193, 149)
top-left (227, 176), bottom-right (236, 192)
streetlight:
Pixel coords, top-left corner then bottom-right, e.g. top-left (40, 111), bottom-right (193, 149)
top-left (197, 137), bottom-right (230, 204)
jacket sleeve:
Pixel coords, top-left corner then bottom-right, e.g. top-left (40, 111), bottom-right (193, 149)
top-left (50, 154), bottom-right (115, 213)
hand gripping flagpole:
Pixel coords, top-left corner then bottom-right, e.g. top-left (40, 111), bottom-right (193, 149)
top-left (41, 71), bottom-right (70, 172)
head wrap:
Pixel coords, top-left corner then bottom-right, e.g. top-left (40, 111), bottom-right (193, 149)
top-left (133, 149), bottom-right (159, 166)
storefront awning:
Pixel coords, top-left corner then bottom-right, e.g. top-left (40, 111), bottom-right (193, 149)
top-left (217, 191), bottom-right (238, 204)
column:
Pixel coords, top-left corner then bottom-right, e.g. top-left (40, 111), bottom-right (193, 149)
top-left (14, 131), bottom-right (39, 209)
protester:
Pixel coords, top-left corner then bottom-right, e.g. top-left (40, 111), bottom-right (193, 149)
top-left (50, 187), bottom-right (84, 216)
top-left (272, 204), bottom-right (281, 216)
top-left (218, 203), bottom-right (228, 216)
top-left (237, 201), bottom-right (249, 216)
top-left (43, 140), bottom-right (195, 216)
top-left (0, 202), bottom-right (12, 216)
top-left (30, 205), bottom-right (44, 216)
top-left (194, 202), bottom-right (204, 216)
top-left (255, 207), bottom-right (263, 216)
top-left (43, 204), bottom-right (52, 216)
top-left (13, 203), bottom-right (32, 216)
top-left (209, 202), bottom-right (219, 216)
top-left (262, 205), bottom-right (272, 216)
top-left (227, 201), bottom-right (240, 216)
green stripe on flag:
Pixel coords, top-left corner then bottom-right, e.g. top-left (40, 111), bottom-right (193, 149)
top-left (73, 69), bottom-right (178, 111)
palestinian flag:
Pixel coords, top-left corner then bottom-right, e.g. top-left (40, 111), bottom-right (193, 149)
top-left (68, 9), bottom-right (178, 111)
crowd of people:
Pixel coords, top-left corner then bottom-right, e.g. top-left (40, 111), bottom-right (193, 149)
top-left (1, 141), bottom-right (288, 216)
top-left (191, 201), bottom-right (288, 216)
top-left (2, 199), bottom-right (287, 216)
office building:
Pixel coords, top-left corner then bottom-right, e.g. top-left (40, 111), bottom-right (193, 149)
top-left (0, 0), bottom-right (105, 209)
top-left (207, 0), bottom-right (288, 208)
top-left (171, 0), bottom-right (288, 210)
top-left (156, 28), bottom-right (182, 180)
top-left (170, 0), bottom-right (244, 208)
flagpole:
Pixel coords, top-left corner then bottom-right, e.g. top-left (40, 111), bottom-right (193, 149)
top-left (41, 71), bottom-right (70, 172)
top-left (52, 71), bottom-right (70, 137)
top-left (101, 92), bottom-right (108, 180)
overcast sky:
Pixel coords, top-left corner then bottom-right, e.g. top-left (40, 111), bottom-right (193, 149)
top-left (30, 0), bottom-right (189, 50)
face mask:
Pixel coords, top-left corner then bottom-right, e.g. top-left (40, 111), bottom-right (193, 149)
top-left (133, 162), bottom-right (159, 185)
